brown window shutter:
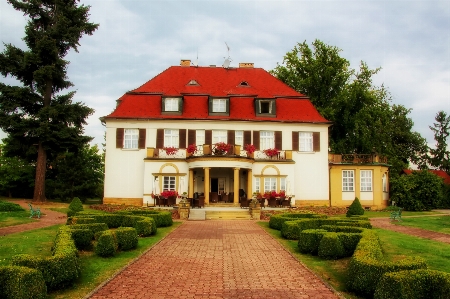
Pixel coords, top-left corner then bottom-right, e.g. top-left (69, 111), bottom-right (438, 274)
top-left (292, 131), bottom-right (299, 151)
top-left (138, 129), bottom-right (146, 149)
top-left (253, 131), bottom-right (260, 150)
top-left (116, 128), bottom-right (124, 148)
top-left (313, 132), bottom-right (320, 152)
top-left (275, 131), bottom-right (282, 150)
top-left (227, 130), bottom-right (235, 145)
top-left (179, 129), bottom-right (186, 149)
top-left (244, 130), bottom-right (251, 145)
top-left (205, 130), bottom-right (212, 145)
top-left (188, 130), bottom-right (196, 145)
top-left (156, 129), bottom-right (164, 148)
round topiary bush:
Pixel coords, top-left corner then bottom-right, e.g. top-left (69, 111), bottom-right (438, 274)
top-left (346, 197), bottom-right (364, 217)
top-left (95, 231), bottom-right (117, 257)
top-left (68, 197), bottom-right (84, 213)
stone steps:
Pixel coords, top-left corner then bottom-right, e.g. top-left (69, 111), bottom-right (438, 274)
top-left (188, 209), bottom-right (206, 220)
top-left (205, 210), bottom-right (252, 220)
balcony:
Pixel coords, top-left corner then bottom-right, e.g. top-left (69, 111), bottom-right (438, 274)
top-left (146, 145), bottom-right (292, 161)
top-left (328, 153), bottom-right (388, 164)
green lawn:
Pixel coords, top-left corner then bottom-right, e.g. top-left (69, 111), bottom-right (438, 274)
top-left (0, 210), bottom-right (37, 227)
top-left (393, 216), bottom-right (450, 234)
top-left (363, 210), bottom-right (443, 218)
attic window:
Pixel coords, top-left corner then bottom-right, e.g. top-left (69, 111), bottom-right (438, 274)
top-left (255, 99), bottom-right (276, 117)
top-left (187, 79), bottom-right (199, 86)
top-left (162, 97), bottom-right (183, 114)
top-left (238, 81), bottom-right (250, 87)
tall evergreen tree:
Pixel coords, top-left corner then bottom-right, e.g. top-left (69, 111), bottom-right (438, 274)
top-left (429, 111), bottom-right (450, 173)
top-left (0, 0), bottom-right (98, 202)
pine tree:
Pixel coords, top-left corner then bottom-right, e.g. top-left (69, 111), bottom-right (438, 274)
top-left (0, 0), bottom-right (98, 202)
top-left (346, 197), bottom-right (365, 217)
top-left (429, 111), bottom-right (450, 174)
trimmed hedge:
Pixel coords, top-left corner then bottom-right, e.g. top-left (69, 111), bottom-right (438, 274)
top-left (318, 233), bottom-right (345, 259)
top-left (69, 229), bottom-right (94, 250)
top-left (374, 269), bottom-right (450, 299)
top-left (0, 266), bottom-right (47, 299)
top-left (118, 210), bottom-right (173, 227)
top-left (347, 230), bottom-right (427, 297)
top-left (269, 212), bottom-right (326, 230)
top-left (298, 229), bottom-right (327, 255)
top-left (346, 197), bottom-right (364, 217)
top-left (12, 226), bottom-right (80, 291)
top-left (69, 223), bottom-right (108, 234)
top-left (115, 227), bottom-right (138, 250)
top-left (0, 200), bottom-right (25, 212)
top-left (95, 230), bottom-right (118, 257)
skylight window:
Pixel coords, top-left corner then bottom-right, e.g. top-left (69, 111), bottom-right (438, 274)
top-left (238, 81), bottom-right (250, 87)
top-left (187, 79), bottom-right (199, 86)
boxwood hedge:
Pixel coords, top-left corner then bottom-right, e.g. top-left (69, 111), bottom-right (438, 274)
top-left (0, 265), bottom-right (47, 299)
top-left (269, 212), bottom-right (326, 230)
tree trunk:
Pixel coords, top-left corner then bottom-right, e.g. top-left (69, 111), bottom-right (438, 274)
top-left (33, 142), bottom-right (47, 202)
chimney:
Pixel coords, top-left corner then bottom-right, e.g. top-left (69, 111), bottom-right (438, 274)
top-left (180, 59), bottom-right (191, 67)
top-left (239, 62), bottom-right (254, 68)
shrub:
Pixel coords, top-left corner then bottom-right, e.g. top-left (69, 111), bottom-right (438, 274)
top-left (0, 266), bottom-right (47, 299)
top-left (115, 227), bottom-right (138, 250)
top-left (69, 229), bottom-right (94, 250)
top-left (95, 231), bottom-right (118, 257)
top-left (269, 212), bottom-right (325, 230)
top-left (374, 269), bottom-right (450, 299)
top-left (69, 223), bottom-right (109, 235)
top-left (12, 226), bottom-right (80, 291)
top-left (318, 233), bottom-right (345, 259)
top-left (118, 210), bottom-right (173, 227)
top-left (136, 218), bottom-right (157, 236)
top-left (346, 197), bottom-right (364, 217)
top-left (69, 197), bottom-right (84, 212)
top-left (298, 229), bottom-right (327, 255)
top-left (0, 200), bottom-right (25, 212)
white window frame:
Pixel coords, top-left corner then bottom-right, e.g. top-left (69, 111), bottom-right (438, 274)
top-left (342, 170), bottom-right (354, 192)
top-left (212, 130), bottom-right (227, 143)
top-left (164, 129), bottom-right (179, 148)
top-left (124, 129), bottom-right (139, 149)
top-left (164, 98), bottom-right (179, 112)
top-left (254, 178), bottom-right (260, 193)
top-left (280, 178), bottom-right (286, 192)
top-left (196, 130), bottom-right (205, 146)
top-left (382, 173), bottom-right (388, 192)
top-left (260, 131), bottom-right (275, 150)
top-left (299, 132), bottom-right (313, 152)
top-left (258, 100), bottom-right (274, 114)
top-left (264, 177), bottom-right (277, 192)
top-left (360, 170), bottom-right (373, 192)
top-left (212, 98), bottom-right (227, 113)
top-left (163, 176), bottom-right (176, 191)
top-left (235, 131), bottom-right (243, 146)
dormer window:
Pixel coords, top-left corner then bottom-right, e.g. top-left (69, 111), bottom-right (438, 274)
top-left (162, 97), bottom-right (183, 114)
top-left (255, 99), bottom-right (276, 117)
top-left (187, 79), bottom-right (199, 86)
top-left (209, 97), bottom-right (229, 116)
top-left (238, 81), bottom-right (250, 87)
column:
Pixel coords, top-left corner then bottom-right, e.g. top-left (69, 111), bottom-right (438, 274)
top-left (189, 169), bottom-right (194, 198)
top-left (204, 167), bottom-right (210, 205)
top-left (247, 169), bottom-right (253, 198)
top-left (234, 167), bottom-right (240, 204)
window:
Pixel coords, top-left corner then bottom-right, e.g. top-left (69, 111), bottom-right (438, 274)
top-left (164, 129), bottom-right (179, 148)
top-left (255, 178), bottom-right (260, 193)
top-left (342, 170), bottom-right (354, 191)
top-left (255, 99), bottom-right (276, 116)
top-left (382, 173), bottom-right (388, 192)
top-left (280, 178), bottom-right (286, 192)
top-left (163, 176), bottom-right (176, 191)
top-left (209, 98), bottom-right (229, 115)
top-left (235, 131), bottom-right (243, 146)
top-left (212, 130), bottom-right (227, 143)
top-left (260, 131), bottom-right (274, 150)
top-left (360, 170), bottom-right (372, 191)
top-left (196, 130), bottom-right (205, 146)
top-left (124, 129), bottom-right (139, 149)
top-left (264, 178), bottom-right (277, 192)
top-left (162, 97), bottom-right (182, 113)
top-left (299, 132), bottom-right (313, 152)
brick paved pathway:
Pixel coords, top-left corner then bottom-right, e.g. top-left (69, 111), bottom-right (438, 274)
top-left (87, 221), bottom-right (340, 299)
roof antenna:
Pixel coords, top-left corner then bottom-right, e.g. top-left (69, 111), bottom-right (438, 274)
top-left (192, 48), bottom-right (199, 67)
top-left (222, 42), bottom-right (232, 69)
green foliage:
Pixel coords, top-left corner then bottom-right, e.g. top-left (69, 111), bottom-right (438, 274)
top-left (68, 197), bottom-right (84, 212)
top-left (346, 197), bottom-right (365, 217)
top-left (69, 229), bottom-right (94, 250)
top-left (11, 226), bottom-right (80, 291)
top-left (115, 227), bottom-right (138, 251)
top-left (428, 111), bottom-right (450, 173)
top-left (69, 223), bottom-right (109, 235)
top-left (0, 265), bottom-right (47, 299)
top-left (95, 231), bottom-right (118, 257)
top-left (135, 218), bottom-right (157, 237)
top-left (118, 210), bottom-right (173, 227)
top-left (391, 170), bottom-right (445, 210)
top-left (0, 200), bottom-right (25, 212)
top-left (269, 212), bottom-right (326, 230)
top-left (298, 229), bottom-right (327, 255)
top-left (374, 269), bottom-right (450, 299)
top-left (0, 0), bottom-right (98, 201)
top-left (318, 233), bottom-right (345, 260)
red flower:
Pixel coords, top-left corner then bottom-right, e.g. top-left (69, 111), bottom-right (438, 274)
top-left (163, 147), bottom-right (178, 155)
top-left (214, 142), bottom-right (231, 154)
top-left (263, 148), bottom-right (279, 157)
top-left (187, 144), bottom-right (197, 154)
top-left (244, 144), bottom-right (256, 154)
top-left (161, 190), bottom-right (178, 198)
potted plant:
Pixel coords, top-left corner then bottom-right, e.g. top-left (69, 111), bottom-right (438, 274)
top-left (163, 146), bottom-right (178, 156)
top-left (213, 142), bottom-right (231, 155)
top-left (160, 190), bottom-right (178, 198)
top-left (186, 144), bottom-right (197, 157)
top-left (244, 144), bottom-right (256, 158)
top-left (263, 148), bottom-right (279, 158)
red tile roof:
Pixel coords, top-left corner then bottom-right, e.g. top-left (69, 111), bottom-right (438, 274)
top-left (105, 66), bottom-right (329, 123)
top-left (402, 169), bottom-right (450, 184)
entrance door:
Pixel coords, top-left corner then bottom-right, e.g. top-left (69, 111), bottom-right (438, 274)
top-left (211, 178), bottom-right (218, 192)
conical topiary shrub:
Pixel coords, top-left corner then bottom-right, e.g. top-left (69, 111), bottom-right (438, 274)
top-left (68, 197), bottom-right (84, 217)
top-left (346, 197), bottom-right (364, 217)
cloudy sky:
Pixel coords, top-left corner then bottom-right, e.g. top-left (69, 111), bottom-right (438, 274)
top-left (0, 0), bottom-right (449, 149)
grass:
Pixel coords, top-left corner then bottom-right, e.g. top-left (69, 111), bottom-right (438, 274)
top-left (394, 216), bottom-right (450, 234)
top-left (363, 210), bottom-right (443, 218)
top-left (0, 210), bottom-right (37, 227)
top-left (0, 224), bottom-right (60, 266)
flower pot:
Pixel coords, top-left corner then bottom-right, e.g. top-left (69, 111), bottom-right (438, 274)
top-left (146, 147), bottom-right (155, 158)
top-left (203, 144), bottom-right (211, 155)
top-left (234, 145), bottom-right (241, 156)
